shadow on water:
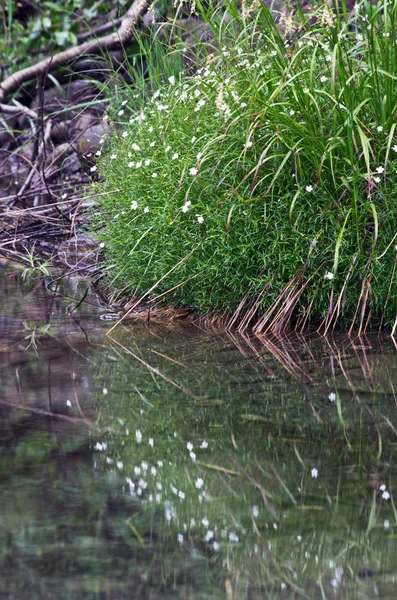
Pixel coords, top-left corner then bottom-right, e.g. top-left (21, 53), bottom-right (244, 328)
top-left (1, 263), bottom-right (397, 598)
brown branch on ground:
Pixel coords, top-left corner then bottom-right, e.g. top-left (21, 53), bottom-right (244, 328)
top-left (0, 0), bottom-right (148, 106)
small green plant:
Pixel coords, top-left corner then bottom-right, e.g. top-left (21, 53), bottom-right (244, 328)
top-left (91, 0), bottom-right (397, 330)
top-left (17, 246), bottom-right (51, 281)
top-left (20, 320), bottom-right (52, 352)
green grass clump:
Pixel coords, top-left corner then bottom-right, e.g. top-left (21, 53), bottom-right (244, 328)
top-left (92, 0), bottom-right (397, 330)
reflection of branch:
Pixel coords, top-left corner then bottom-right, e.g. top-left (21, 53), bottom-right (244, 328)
top-left (108, 335), bottom-right (200, 398)
top-left (0, 398), bottom-right (93, 425)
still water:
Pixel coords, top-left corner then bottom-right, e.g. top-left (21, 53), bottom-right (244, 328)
top-left (1, 265), bottom-right (397, 599)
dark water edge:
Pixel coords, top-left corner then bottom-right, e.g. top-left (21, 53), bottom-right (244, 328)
top-left (1, 264), bottom-right (397, 599)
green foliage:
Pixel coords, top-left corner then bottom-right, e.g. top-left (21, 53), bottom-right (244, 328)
top-left (0, 0), bottom-right (125, 75)
top-left (92, 0), bottom-right (397, 327)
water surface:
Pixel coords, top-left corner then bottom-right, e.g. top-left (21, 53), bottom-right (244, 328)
top-left (1, 264), bottom-right (397, 598)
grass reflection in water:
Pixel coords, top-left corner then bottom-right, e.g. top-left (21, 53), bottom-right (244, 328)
top-left (1, 267), bottom-right (397, 598)
top-left (89, 328), bottom-right (397, 598)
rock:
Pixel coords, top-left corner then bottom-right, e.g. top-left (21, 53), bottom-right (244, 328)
top-left (31, 80), bottom-right (100, 117)
top-left (50, 121), bottom-right (71, 142)
top-left (75, 120), bottom-right (111, 155)
top-left (54, 234), bottom-right (100, 271)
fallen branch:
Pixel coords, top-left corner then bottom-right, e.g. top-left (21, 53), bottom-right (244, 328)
top-left (0, 0), bottom-right (148, 105)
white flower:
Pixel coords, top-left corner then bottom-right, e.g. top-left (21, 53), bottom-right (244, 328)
top-left (94, 442), bottom-right (106, 451)
top-left (326, 55), bottom-right (333, 62)
top-left (118, 109), bottom-right (124, 116)
top-left (320, 76), bottom-right (328, 83)
top-left (245, 140), bottom-right (253, 149)
top-left (393, 145), bottom-right (397, 152)
top-left (168, 75), bottom-right (175, 85)
top-left (99, 242), bottom-right (105, 249)
top-left (200, 440), bottom-right (208, 448)
top-left (197, 215), bottom-right (204, 224)
top-left (204, 530), bottom-right (214, 541)
top-left (324, 271), bottom-right (334, 280)
top-left (311, 468), bottom-right (318, 478)
top-left (172, 153), bottom-right (179, 160)
top-left (252, 505), bottom-right (259, 518)
top-left (229, 532), bottom-right (239, 542)
top-left (152, 173), bottom-right (158, 178)
top-left (189, 167), bottom-right (198, 176)
top-left (121, 100), bottom-right (128, 106)
top-left (384, 519), bottom-right (390, 529)
top-left (374, 176), bottom-right (381, 183)
top-left (328, 392), bottom-right (336, 402)
top-left (306, 185), bottom-right (313, 192)
top-left (131, 201), bottom-right (138, 210)
top-left (377, 125), bottom-right (383, 132)
top-left (165, 145), bottom-right (171, 152)
top-left (90, 165), bottom-right (97, 172)
top-left (136, 430), bottom-right (142, 443)
top-left (187, 442), bottom-right (193, 451)
top-left (202, 517), bottom-right (209, 527)
top-left (122, 131), bottom-right (128, 138)
top-left (191, 136), bottom-right (197, 143)
top-left (134, 466), bottom-right (141, 475)
top-left (144, 206), bottom-right (150, 213)
top-left (182, 201), bottom-right (191, 213)
top-left (290, 109), bottom-right (295, 115)
top-left (177, 533), bottom-right (183, 544)
top-left (66, 400), bottom-right (72, 407)
top-left (131, 144), bottom-right (140, 151)
top-left (61, 192), bottom-right (67, 199)
top-left (178, 490), bottom-right (186, 499)
top-left (150, 141), bottom-right (156, 147)
top-left (103, 388), bottom-right (108, 395)
top-left (380, 484), bottom-right (386, 491)
top-left (190, 451), bottom-right (196, 461)
top-left (376, 166), bottom-right (384, 173)
top-left (213, 541), bottom-right (220, 551)
top-left (195, 478), bottom-right (204, 489)
top-left (145, 159), bottom-right (151, 166)
top-left (240, 102), bottom-right (247, 108)
top-left (128, 161), bottom-right (135, 168)
top-left (110, 154), bottom-right (117, 160)
top-left (117, 461), bottom-right (123, 469)
top-left (382, 490), bottom-right (391, 500)
top-left (149, 438), bottom-right (154, 447)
